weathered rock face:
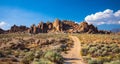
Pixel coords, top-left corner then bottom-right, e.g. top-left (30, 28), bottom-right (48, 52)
top-left (53, 19), bottom-right (63, 32)
top-left (88, 24), bottom-right (98, 33)
top-left (28, 22), bottom-right (51, 34)
top-left (73, 22), bottom-right (98, 34)
top-left (9, 25), bottom-right (28, 33)
top-left (79, 22), bottom-right (89, 32)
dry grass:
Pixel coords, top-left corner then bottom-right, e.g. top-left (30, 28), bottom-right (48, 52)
top-left (74, 33), bottom-right (120, 64)
top-left (74, 33), bottom-right (120, 44)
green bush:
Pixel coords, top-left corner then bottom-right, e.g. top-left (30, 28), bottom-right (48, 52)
top-left (94, 50), bottom-right (102, 56)
top-left (83, 56), bottom-right (91, 62)
top-left (104, 60), bottom-right (120, 64)
top-left (44, 50), bottom-right (63, 63)
top-left (101, 51), bottom-right (107, 56)
top-left (112, 47), bottom-right (120, 53)
top-left (88, 59), bottom-right (98, 64)
top-left (33, 58), bottom-right (53, 64)
top-left (88, 47), bottom-right (97, 54)
top-left (21, 51), bottom-right (35, 64)
top-left (34, 50), bottom-right (43, 58)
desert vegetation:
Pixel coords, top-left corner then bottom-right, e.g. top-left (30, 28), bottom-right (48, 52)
top-left (75, 34), bottom-right (120, 64)
top-left (0, 33), bottom-right (73, 64)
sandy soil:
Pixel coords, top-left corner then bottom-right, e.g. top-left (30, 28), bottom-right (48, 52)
top-left (63, 36), bottom-right (86, 64)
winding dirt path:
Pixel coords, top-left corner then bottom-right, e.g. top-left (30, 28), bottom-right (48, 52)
top-left (63, 36), bottom-right (86, 64)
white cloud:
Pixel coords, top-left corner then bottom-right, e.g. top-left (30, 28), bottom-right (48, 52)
top-left (75, 22), bottom-right (79, 24)
top-left (85, 9), bottom-right (120, 25)
top-left (0, 21), bottom-right (7, 29)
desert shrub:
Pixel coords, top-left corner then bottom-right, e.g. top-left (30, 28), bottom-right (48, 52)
top-left (88, 58), bottom-right (108, 64)
top-left (88, 47), bottom-right (98, 54)
top-left (33, 58), bottom-right (53, 64)
top-left (112, 47), bottom-right (120, 53)
top-left (101, 51), bottom-right (107, 56)
top-left (44, 50), bottom-right (63, 63)
top-left (97, 56), bottom-right (112, 64)
top-left (96, 58), bottom-right (104, 64)
top-left (34, 50), bottom-right (43, 58)
top-left (60, 44), bottom-right (67, 51)
top-left (83, 56), bottom-right (91, 62)
top-left (101, 47), bottom-right (107, 51)
top-left (94, 50), bottom-right (102, 56)
top-left (115, 54), bottom-right (120, 60)
top-left (21, 51), bottom-right (35, 64)
top-left (88, 59), bottom-right (98, 64)
top-left (104, 60), bottom-right (120, 64)
top-left (81, 47), bottom-right (88, 56)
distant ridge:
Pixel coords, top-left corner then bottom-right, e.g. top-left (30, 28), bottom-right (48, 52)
top-left (0, 19), bottom-right (111, 34)
top-left (111, 28), bottom-right (120, 33)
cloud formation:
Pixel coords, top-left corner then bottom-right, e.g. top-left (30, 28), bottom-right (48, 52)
top-left (0, 21), bottom-right (7, 29)
top-left (85, 9), bottom-right (120, 25)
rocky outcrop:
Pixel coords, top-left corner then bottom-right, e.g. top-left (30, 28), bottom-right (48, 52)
top-left (79, 22), bottom-right (89, 32)
top-left (78, 22), bottom-right (98, 33)
top-left (0, 19), bottom-right (112, 34)
top-left (27, 19), bottom-right (112, 34)
top-left (0, 28), bottom-right (5, 34)
top-left (28, 19), bottom-right (63, 34)
top-left (28, 22), bottom-right (50, 34)
top-left (53, 19), bottom-right (63, 32)
top-left (9, 25), bottom-right (28, 33)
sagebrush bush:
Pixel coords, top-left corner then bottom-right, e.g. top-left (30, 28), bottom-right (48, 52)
top-left (88, 59), bottom-right (98, 64)
top-left (88, 47), bottom-right (98, 54)
top-left (104, 60), bottom-right (120, 64)
top-left (33, 58), bottom-right (53, 64)
top-left (44, 50), bottom-right (63, 63)
top-left (83, 56), bottom-right (91, 62)
top-left (21, 51), bottom-right (35, 64)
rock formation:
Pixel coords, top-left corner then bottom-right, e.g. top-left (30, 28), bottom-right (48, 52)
top-left (9, 25), bottom-right (28, 33)
top-left (0, 28), bottom-right (5, 34)
top-left (78, 22), bottom-right (98, 33)
top-left (25, 20), bottom-right (112, 34)
top-left (0, 19), bottom-right (112, 34)
top-left (53, 19), bottom-right (63, 32)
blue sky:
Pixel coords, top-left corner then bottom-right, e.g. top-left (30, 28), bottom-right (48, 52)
top-left (0, 0), bottom-right (120, 30)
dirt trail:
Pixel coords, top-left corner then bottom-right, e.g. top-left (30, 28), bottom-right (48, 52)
top-left (63, 36), bottom-right (86, 64)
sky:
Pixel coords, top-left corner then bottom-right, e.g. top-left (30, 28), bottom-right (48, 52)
top-left (0, 0), bottom-right (120, 30)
